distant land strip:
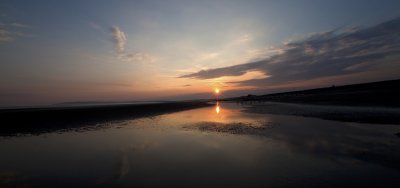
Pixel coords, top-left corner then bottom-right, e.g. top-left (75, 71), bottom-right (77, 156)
top-left (224, 79), bottom-right (400, 108)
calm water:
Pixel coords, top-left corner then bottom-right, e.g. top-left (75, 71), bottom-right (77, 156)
top-left (1, 102), bottom-right (400, 187)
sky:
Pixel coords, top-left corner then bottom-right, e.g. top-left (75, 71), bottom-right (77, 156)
top-left (1, 0), bottom-right (400, 106)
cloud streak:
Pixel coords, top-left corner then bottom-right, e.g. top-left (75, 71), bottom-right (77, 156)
top-left (180, 17), bottom-right (400, 88)
top-left (0, 22), bottom-right (30, 43)
top-left (110, 26), bottom-right (154, 63)
top-left (111, 26), bottom-right (126, 54)
top-left (0, 28), bottom-right (14, 42)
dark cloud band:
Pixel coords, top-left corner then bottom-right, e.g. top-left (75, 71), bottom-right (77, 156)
top-left (180, 17), bottom-right (400, 87)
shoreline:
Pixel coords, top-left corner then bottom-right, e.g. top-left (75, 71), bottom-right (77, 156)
top-left (242, 102), bottom-right (400, 125)
top-left (0, 101), bottom-right (212, 136)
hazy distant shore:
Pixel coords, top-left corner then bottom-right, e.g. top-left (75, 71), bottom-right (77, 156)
top-left (0, 101), bottom-right (212, 136)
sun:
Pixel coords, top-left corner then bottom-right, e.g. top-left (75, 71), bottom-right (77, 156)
top-left (214, 88), bottom-right (220, 94)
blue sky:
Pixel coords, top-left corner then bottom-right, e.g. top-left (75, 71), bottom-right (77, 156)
top-left (1, 0), bottom-right (400, 106)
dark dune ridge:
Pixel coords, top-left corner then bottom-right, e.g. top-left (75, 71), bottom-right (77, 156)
top-left (226, 79), bottom-right (400, 108)
top-left (0, 101), bottom-right (211, 136)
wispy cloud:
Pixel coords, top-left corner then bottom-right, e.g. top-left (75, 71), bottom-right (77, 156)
top-left (180, 17), bottom-right (400, 88)
top-left (0, 21), bottom-right (30, 43)
top-left (111, 26), bottom-right (126, 54)
top-left (9, 22), bottom-right (29, 28)
top-left (89, 21), bottom-right (107, 34)
top-left (0, 28), bottom-right (14, 42)
top-left (121, 52), bottom-right (154, 62)
top-left (110, 26), bottom-right (154, 63)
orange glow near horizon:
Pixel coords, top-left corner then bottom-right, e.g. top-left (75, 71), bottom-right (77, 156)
top-left (214, 88), bottom-right (220, 94)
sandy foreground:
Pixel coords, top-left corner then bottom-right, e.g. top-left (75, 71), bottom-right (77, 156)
top-left (0, 101), bottom-right (212, 136)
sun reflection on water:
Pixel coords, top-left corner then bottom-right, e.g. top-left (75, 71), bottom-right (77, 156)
top-left (164, 102), bottom-right (263, 125)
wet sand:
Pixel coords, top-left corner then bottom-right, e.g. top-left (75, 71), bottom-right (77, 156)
top-left (182, 103), bottom-right (400, 173)
top-left (0, 101), bottom-right (212, 136)
top-left (1, 102), bottom-right (400, 187)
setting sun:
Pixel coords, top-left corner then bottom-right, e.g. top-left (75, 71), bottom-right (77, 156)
top-left (215, 88), bottom-right (220, 94)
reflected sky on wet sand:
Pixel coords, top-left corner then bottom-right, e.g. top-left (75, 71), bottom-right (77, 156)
top-left (1, 102), bottom-right (400, 187)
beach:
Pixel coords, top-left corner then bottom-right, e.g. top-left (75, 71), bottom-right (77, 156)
top-left (0, 101), bottom-right (211, 136)
top-left (1, 102), bottom-right (400, 187)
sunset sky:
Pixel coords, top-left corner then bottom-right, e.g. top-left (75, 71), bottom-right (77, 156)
top-left (1, 0), bottom-right (400, 106)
